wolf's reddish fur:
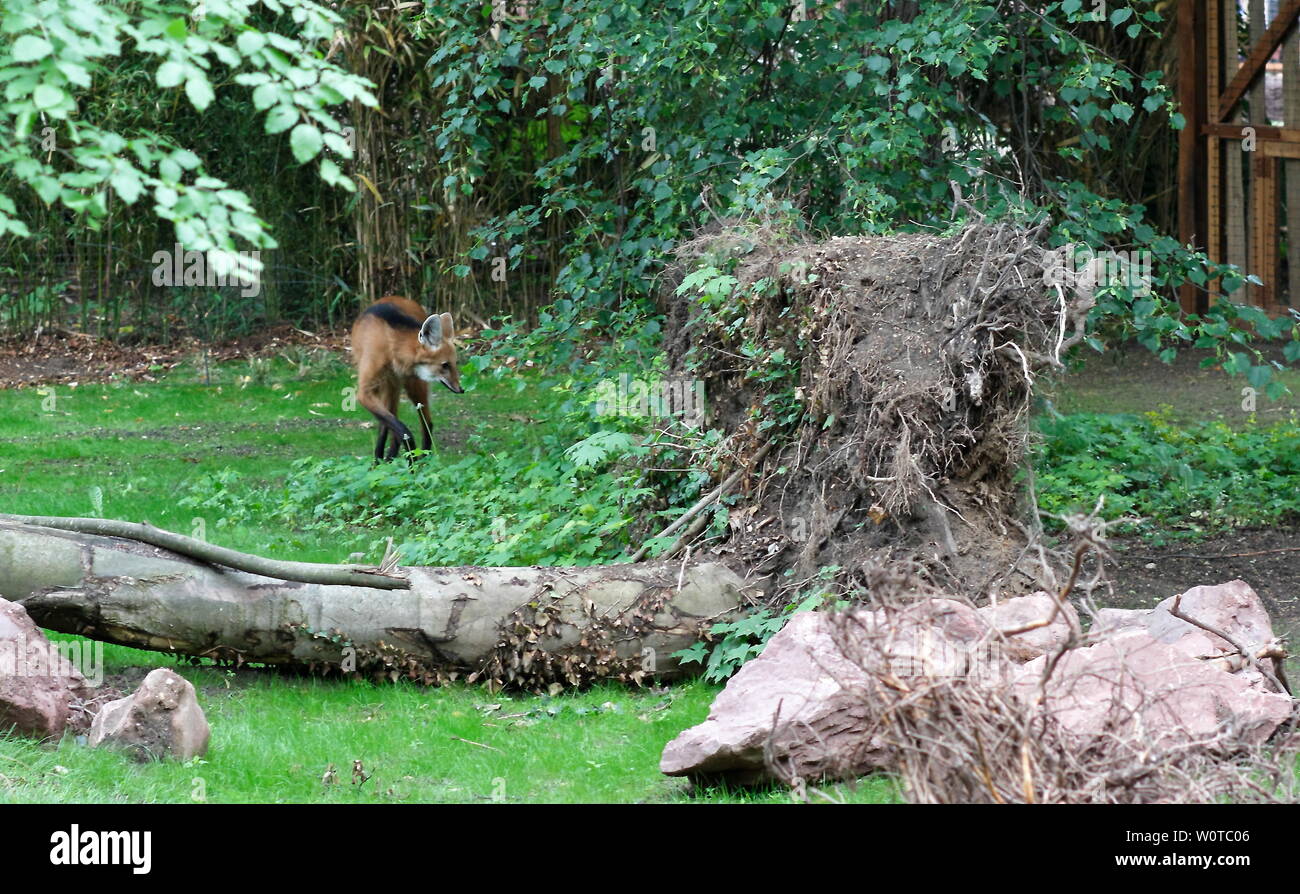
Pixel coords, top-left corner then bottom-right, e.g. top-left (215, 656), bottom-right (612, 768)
top-left (350, 296), bottom-right (462, 460)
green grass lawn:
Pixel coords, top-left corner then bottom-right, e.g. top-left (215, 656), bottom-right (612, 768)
top-left (0, 353), bottom-right (546, 564)
top-left (0, 356), bottom-right (897, 804)
top-left (1, 640), bottom-right (895, 804)
top-left (1039, 346), bottom-right (1300, 423)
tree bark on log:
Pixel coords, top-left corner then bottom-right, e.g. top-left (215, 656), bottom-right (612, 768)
top-left (0, 521), bottom-right (751, 690)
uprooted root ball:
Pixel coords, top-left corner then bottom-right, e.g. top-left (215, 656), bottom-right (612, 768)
top-left (660, 218), bottom-right (1090, 599)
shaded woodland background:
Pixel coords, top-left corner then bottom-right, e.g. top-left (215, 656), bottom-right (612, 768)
top-left (0, 1), bottom-right (1195, 354)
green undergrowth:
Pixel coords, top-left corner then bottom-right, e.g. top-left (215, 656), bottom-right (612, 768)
top-left (1032, 408), bottom-right (1300, 540)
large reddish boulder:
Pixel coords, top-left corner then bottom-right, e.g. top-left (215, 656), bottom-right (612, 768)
top-left (1092, 607), bottom-right (1148, 635)
top-left (1089, 580), bottom-right (1283, 687)
top-left (661, 610), bottom-right (874, 782)
top-left (89, 668), bottom-right (210, 762)
top-left (0, 597), bottom-right (94, 739)
top-left (661, 582), bottom-right (1297, 787)
top-left (1013, 628), bottom-right (1294, 747)
top-left (1148, 580), bottom-right (1277, 661)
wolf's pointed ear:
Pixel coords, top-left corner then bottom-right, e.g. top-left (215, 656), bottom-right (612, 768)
top-left (418, 314), bottom-right (443, 349)
top-left (439, 312), bottom-right (456, 343)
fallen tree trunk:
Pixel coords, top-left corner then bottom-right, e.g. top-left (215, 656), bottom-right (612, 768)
top-left (0, 521), bottom-right (750, 690)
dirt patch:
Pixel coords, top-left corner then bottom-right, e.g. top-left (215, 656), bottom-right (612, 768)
top-left (103, 664), bottom-right (269, 699)
top-left (101, 667), bottom-right (155, 695)
top-left (659, 218), bottom-right (1088, 601)
top-left (0, 331), bottom-right (178, 388)
top-left (0, 325), bottom-right (349, 389)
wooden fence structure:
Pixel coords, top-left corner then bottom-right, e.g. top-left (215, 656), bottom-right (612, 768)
top-left (1180, 0), bottom-right (1300, 315)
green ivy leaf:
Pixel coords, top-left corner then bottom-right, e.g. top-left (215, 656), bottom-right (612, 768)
top-left (110, 167), bottom-right (143, 204)
top-left (32, 84), bottom-right (65, 110)
top-left (264, 105), bottom-right (297, 135)
top-left (156, 61), bottom-right (185, 88)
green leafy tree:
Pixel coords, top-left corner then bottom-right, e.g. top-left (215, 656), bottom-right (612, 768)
top-left (0, 0), bottom-right (373, 262)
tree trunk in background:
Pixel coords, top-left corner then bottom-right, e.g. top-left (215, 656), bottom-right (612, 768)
top-left (0, 522), bottom-right (749, 691)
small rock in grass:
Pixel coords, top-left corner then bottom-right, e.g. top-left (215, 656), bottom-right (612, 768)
top-left (89, 668), bottom-right (210, 762)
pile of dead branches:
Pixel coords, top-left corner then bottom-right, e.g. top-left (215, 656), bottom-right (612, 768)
top-left (825, 624), bottom-right (1299, 803)
top-left (811, 530), bottom-right (1299, 804)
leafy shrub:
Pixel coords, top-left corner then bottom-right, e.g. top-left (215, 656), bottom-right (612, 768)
top-left (672, 611), bottom-right (790, 684)
top-left (0, 0), bottom-right (369, 248)
top-left (1033, 410), bottom-right (1300, 537)
top-left (673, 588), bottom-right (834, 682)
top-left (441, 0), bottom-right (1299, 403)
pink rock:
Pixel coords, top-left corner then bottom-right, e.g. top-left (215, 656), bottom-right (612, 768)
top-left (661, 599), bottom-right (991, 782)
top-left (1147, 580), bottom-right (1277, 661)
top-left (0, 598), bottom-right (93, 739)
top-left (661, 611), bottom-right (874, 781)
top-left (662, 582), bottom-right (1296, 787)
top-left (977, 592), bottom-right (1078, 659)
top-left (1092, 607), bottom-right (1148, 635)
top-left (89, 668), bottom-right (210, 762)
top-left (1013, 629), bottom-right (1293, 747)
top-left (1089, 581), bottom-right (1281, 680)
